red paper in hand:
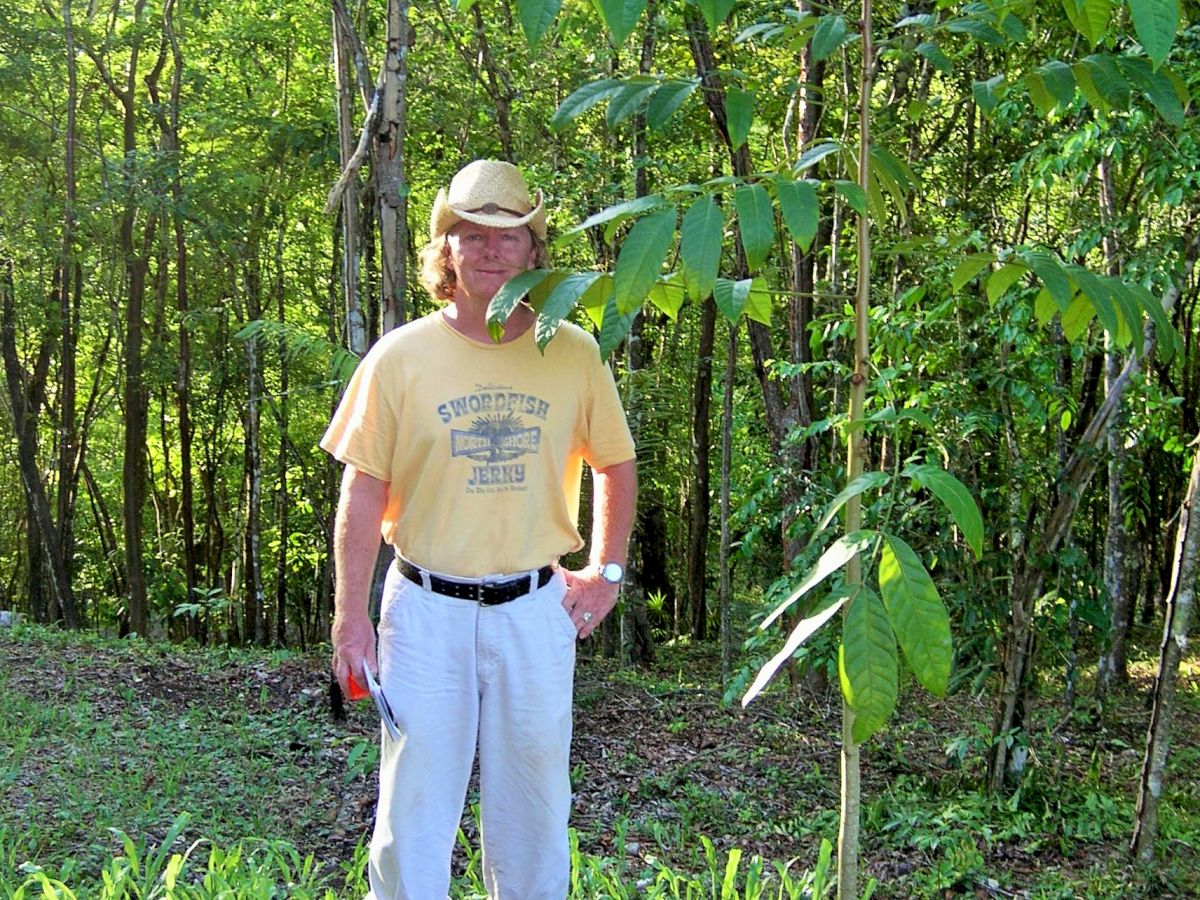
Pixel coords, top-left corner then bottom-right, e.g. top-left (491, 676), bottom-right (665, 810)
top-left (347, 670), bottom-right (370, 701)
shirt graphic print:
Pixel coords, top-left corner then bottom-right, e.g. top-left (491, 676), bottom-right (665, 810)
top-left (438, 383), bottom-right (550, 493)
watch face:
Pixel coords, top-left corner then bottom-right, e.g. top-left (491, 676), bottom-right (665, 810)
top-left (601, 562), bottom-right (624, 584)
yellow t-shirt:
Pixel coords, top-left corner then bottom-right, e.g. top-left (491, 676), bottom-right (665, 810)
top-left (320, 312), bottom-right (636, 577)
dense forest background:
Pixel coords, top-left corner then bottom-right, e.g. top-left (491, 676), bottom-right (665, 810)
top-left (3, 0), bottom-right (1200, 889)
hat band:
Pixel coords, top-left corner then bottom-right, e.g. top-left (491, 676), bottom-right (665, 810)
top-left (461, 202), bottom-right (529, 218)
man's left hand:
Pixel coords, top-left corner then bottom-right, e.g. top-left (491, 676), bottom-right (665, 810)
top-left (561, 565), bottom-right (621, 639)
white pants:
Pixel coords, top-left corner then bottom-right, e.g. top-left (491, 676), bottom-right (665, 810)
top-left (366, 562), bottom-right (577, 900)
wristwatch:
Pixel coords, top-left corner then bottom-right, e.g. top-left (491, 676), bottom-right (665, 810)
top-left (599, 562), bottom-right (625, 584)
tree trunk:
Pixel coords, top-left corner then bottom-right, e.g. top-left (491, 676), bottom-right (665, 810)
top-left (719, 320), bottom-right (737, 681)
top-left (1131, 434), bottom-right (1200, 861)
top-left (686, 297), bottom-right (716, 641)
top-left (275, 222), bottom-right (290, 647)
top-left (55, 0), bottom-right (82, 617)
top-left (376, 0), bottom-right (410, 334)
top-left (79, 0), bottom-right (162, 636)
top-left (2, 260), bottom-right (79, 626)
top-left (242, 249), bottom-right (267, 645)
top-left (332, 8), bottom-right (368, 357)
top-left (838, 4), bottom-right (873, 895)
top-left (1096, 158), bottom-right (1132, 697)
top-left (988, 234), bottom-right (1199, 793)
top-left (610, 5), bottom-right (659, 665)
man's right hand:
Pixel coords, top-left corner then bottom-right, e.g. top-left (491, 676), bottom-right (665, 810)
top-left (332, 612), bottom-right (378, 702)
top-left (329, 465), bottom-right (390, 704)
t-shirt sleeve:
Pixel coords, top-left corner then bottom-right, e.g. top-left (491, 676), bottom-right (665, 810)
top-left (319, 348), bottom-right (398, 482)
top-left (582, 348), bottom-right (636, 470)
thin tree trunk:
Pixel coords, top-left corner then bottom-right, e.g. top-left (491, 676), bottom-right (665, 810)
top-left (838, 4), bottom-right (872, 895)
top-left (1131, 434), bottom-right (1200, 861)
top-left (617, 4), bottom-right (658, 666)
top-left (275, 221), bottom-right (290, 647)
top-left (719, 320), bottom-right (736, 682)
top-left (1096, 158), bottom-right (1132, 697)
top-left (242, 248), bottom-right (267, 646)
top-left (80, 0), bottom-right (161, 636)
top-left (377, 0), bottom-right (410, 333)
top-left (332, 8), bottom-right (367, 357)
top-left (686, 297), bottom-right (716, 641)
top-left (55, 0), bottom-right (81, 614)
top-left (2, 260), bottom-right (79, 626)
top-left (470, 2), bottom-right (515, 161)
top-left (165, 0), bottom-right (199, 640)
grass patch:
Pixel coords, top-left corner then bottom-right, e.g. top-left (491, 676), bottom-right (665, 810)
top-left (2, 623), bottom-right (1198, 898)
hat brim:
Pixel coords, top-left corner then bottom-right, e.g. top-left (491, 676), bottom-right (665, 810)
top-left (431, 188), bottom-right (547, 242)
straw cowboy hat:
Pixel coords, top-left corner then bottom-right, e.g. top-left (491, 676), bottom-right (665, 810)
top-left (430, 160), bottom-right (547, 243)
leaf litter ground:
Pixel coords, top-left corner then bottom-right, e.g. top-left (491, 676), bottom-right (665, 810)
top-left (1, 627), bottom-right (1197, 897)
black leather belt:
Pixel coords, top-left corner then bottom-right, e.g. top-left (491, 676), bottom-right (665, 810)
top-left (398, 559), bottom-right (555, 605)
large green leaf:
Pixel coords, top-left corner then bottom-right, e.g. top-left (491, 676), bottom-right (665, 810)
top-left (517, 0), bottom-right (562, 50)
top-left (646, 78), bottom-right (700, 131)
top-left (734, 183), bottom-right (775, 270)
top-left (1128, 282), bottom-right (1179, 359)
top-left (775, 178), bottom-right (818, 251)
top-left (812, 14), bottom-right (850, 62)
top-left (487, 269), bottom-right (556, 339)
top-left (1024, 71), bottom-right (1056, 117)
top-left (944, 16), bottom-right (1006, 45)
top-left (597, 295), bottom-right (639, 359)
top-left (814, 471), bottom-right (891, 538)
top-left (1120, 57), bottom-right (1185, 126)
top-left (1129, 0), bottom-right (1179, 69)
top-left (1061, 0), bottom-right (1110, 46)
top-left (972, 74), bottom-right (1006, 116)
top-left (745, 277), bottom-right (772, 326)
top-left (1034, 60), bottom-right (1077, 110)
top-left (726, 88), bottom-right (754, 151)
top-left (647, 272), bottom-right (686, 320)
top-left (878, 533), bottom-right (951, 697)
top-left (695, 0), bottom-right (736, 32)
top-left (950, 253), bottom-right (996, 292)
top-left (535, 272), bottom-right (604, 350)
top-left (1107, 276), bottom-right (1146, 351)
top-left (916, 41), bottom-right (953, 75)
top-left (762, 530), bottom-right (878, 630)
top-left (713, 277), bottom-right (751, 323)
top-left (743, 591), bottom-right (849, 706)
top-left (680, 195), bottom-right (723, 301)
top-left (555, 194), bottom-right (667, 244)
top-left (834, 181), bottom-right (868, 218)
top-left (902, 464), bottom-right (984, 559)
top-left (1068, 263), bottom-right (1129, 346)
top-left (1061, 291), bottom-right (1094, 341)
top-left (1034, 287), bottom-right (1058, 325)
top-left (986, 262), bottom-right (1027, 304)
top-left (613, 207), bottom-right (676, 314)
top-left (794, 141), bottom-right (843, 173)
top-left (840, 587), bottom-right (899, 744)
top-left (1020, 250), bottom-right (1072, 310)
top-left (593, 0), bottom-right (648, 47)
top-left (550, 78), bottom-right (620, 132)
top-left (1074, 54), bottom-right (1130, 112)
top-left (606, 78), bottom-right (661, 128)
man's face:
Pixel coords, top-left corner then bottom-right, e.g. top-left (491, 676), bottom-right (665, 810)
top-left (446, 222), bottom-right (537, 303)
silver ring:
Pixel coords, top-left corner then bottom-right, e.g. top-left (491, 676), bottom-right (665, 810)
top-left (581, 612), bottom-right (593, 623)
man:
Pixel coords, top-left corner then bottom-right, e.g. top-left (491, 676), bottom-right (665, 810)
top-left (321, 159), bottom-right (637, 900)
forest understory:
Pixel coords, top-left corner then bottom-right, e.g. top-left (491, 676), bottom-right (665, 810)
top-left (2, 624), bottom-right (1197, 898)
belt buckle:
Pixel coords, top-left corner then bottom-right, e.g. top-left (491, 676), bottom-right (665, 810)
top-left (477, 573), bottom-right (506, 604)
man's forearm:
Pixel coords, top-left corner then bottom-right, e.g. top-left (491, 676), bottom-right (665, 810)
top-left (589, 459), bottom-right (637, 568)
top-left (333, 465), bottom-right (390, 622)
